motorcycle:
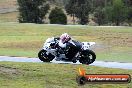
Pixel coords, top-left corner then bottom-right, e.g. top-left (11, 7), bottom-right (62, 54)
top-left (38, 37), bottom-right (96, 65)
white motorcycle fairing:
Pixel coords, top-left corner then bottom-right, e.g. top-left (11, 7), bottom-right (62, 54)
top-left (42, 37), bottom-right (95, 59)
top-left (38, 37), bottom-right (96, 65)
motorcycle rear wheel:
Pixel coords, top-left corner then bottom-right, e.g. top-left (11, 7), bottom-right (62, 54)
top-left (79, 50), bottom-right (96, 65)
top-left (38, 49), bottom-right (55, 62)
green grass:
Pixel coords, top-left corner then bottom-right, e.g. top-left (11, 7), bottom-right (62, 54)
top-left (0, 22), bottom-right (132, 62)
top-left (0, 48), bottom-right (37, 57)
top-left (97, 52), bottom-right (132, 62)
top-left (0, 62), bottom-right (132, 88)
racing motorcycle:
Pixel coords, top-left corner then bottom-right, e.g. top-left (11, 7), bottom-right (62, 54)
top-left (38, 37), bottom-right (96, 65)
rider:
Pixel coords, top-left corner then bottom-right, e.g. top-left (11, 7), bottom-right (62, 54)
top-left (56, 33), bottom-right (77, 62)
top-left (58, 33), bottom-right (72, 48)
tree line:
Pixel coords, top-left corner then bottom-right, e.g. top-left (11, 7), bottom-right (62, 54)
top-left (17, 0), bottom-right (132, 26)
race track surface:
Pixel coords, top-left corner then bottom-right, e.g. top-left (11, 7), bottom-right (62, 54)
top-left (0, 56), bottom-right (132, 70)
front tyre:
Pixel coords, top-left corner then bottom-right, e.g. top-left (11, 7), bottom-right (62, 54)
top-left (79, 50), bottom-right (96, 65)
top-left (38, 49), bottom-right (55, 62)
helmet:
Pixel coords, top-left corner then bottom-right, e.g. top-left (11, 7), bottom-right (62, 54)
top-left (60, 33), bottom-right (71, 43)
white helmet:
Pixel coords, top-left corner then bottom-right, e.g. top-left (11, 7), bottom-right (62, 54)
top-left (60, 33), bottom-right (71, 43)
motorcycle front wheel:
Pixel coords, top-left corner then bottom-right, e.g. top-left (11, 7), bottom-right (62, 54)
top-left (79, 50), bottom-right (96, 65)
top-left (38, 49), bottom-right (55, 62)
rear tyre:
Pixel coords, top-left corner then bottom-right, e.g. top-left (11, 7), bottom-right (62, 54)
top-left (38, 49), bottom-right (55, 62)
top-left (79, 50), bottom-right (96, 65)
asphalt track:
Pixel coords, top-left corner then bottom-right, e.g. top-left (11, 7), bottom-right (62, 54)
top-left (0, 56), bottom-right (132, 70)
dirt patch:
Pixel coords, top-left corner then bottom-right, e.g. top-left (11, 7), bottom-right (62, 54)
top-left (98, 32), bottom-right (132, 47)
top-left (0, 0), bottom-right (17, 13)
top-left (0, 65), bottom-right (21, 75)
top-left (0, 0), bottom-right (17, 8)
top-left (90, 43), bottom-right (111, 52)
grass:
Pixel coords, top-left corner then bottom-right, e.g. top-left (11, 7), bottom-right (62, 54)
top-left (0, 22), bottom-right (132, 62)
top-left (0, 62), bottom-right (132, 88)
